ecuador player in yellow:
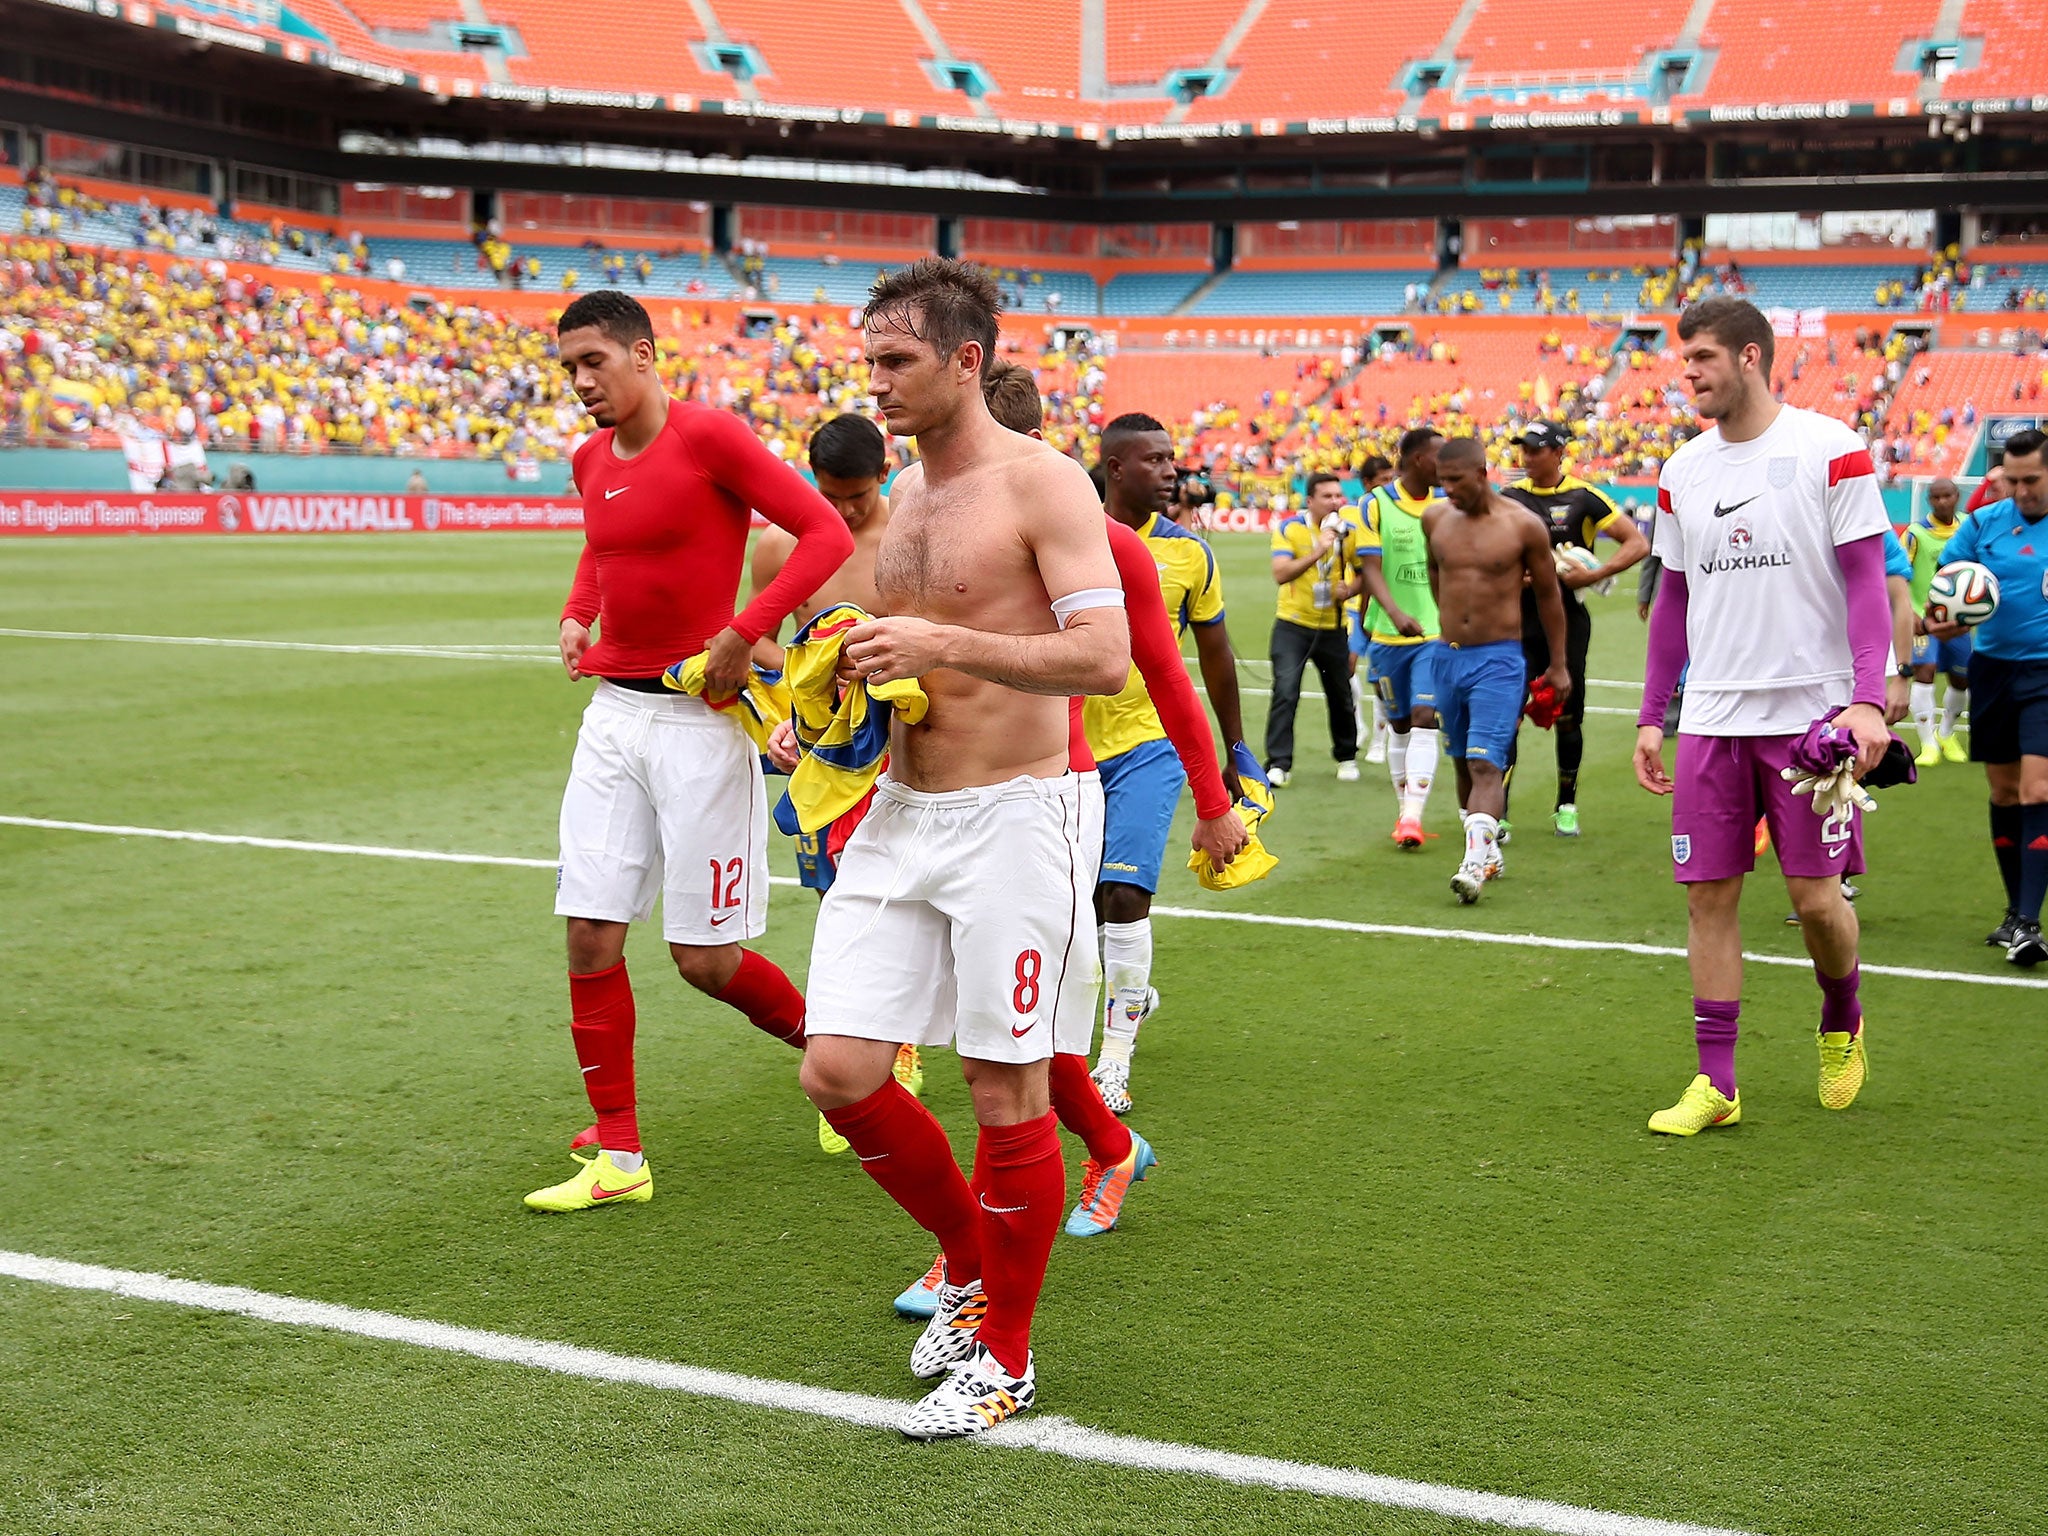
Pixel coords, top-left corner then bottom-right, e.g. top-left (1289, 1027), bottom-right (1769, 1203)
top-left (1086, 412), bottom-right (1247, 1115)
top-left (1902, 476), bottom-right (1971, 765)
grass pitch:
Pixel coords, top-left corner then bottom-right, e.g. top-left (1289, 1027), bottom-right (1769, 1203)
top-left (0, 532), bottom-right (2041, 1536)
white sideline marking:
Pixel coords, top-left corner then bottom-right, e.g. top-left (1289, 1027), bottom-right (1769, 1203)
top-left (0, 629), bottom-right (1645, 715)
top-left (0, 1248), bottom-right (1757, 1536)
top-left (0, 627), bottom-right (560, 665)
top-left (6, 814), bottom-right (2041, 992)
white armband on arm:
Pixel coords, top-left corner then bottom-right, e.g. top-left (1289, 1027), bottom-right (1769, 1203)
top-left (1050, 587), bottom-right (1125, 630)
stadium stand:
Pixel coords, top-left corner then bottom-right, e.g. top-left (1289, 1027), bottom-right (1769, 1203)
top-left (1455, 0), bottom-right (1689, 82)
top-left (1679, 0), bottom-right (1939, 107)
top-left (1102, 271), bottom-right (1212, 315)
top-left (1104, 0), bottom-right (1245, 86)
top-left (1188, 269), bottom-right (1430, 317)
top-left (925, 0), bottom-right (1083, 107)
top-left (1180, 0), bottom-right (1467, 121)
top-left (1937, 0), bottom-right (2048, 95)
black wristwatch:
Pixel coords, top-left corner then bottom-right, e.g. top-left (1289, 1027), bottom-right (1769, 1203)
top-left (1895, 663), bottom-right (1915, 678)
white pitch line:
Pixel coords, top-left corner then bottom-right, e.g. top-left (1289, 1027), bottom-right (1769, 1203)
top-left (0, 627), bottom-right (559, 665)
top-left (0, 629), bottom-right (1647, 713)
top-left (5, 814), bottom-right (2039, 992)
top-left (0, 1248), bottom-right (1757, 1536)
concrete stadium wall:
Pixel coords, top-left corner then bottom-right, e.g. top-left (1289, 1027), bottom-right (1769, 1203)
top-left (0, 449), bottom-right (573, 495)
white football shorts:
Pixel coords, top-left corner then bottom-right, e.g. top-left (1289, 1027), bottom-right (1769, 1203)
top-left (554, 681), bottom-right (770, 945)
top-left (807, 771), bottom-right (1100, 1065)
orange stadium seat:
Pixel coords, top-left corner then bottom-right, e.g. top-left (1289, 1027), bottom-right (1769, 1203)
top-left (1182, 0), bottom-right (1465, 121)
top-left (1458, 0), bottom-right (1687, 79)
top-left (1884, 350), bottom-right (2046, 473)
top-left (926, 0), bottom-right (1083, 108)
top-left (1937, 0), bottom-right (2048, 95)
top-left (715, 0), bottom-right (968, 113)
top-left (1682, 0), bottom-right (1938, 106)
top-left (1104, 0), bottom-right (1246, 85)
top-left (496, 0), bottom-right (730, 93)
top-left (1098, 350), bottom-right (1335, 424)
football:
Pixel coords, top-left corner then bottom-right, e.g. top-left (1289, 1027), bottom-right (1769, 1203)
top-left (1554, 542), bottom-right (1613, 594)
top-left (1926, 560), bottom-right (2001, 628)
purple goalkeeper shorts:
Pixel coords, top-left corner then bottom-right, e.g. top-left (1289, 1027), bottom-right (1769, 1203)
top-left (1669, 733), bottom-right (1865, 884)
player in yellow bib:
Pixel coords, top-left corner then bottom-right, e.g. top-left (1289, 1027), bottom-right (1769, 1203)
top-left (1352, 427), bottom-right (1447, 846)
top-left (1901, 476), bottom-right (1971, 765)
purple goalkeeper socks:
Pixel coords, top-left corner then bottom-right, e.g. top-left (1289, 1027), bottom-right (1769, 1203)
top-left (1816, 964), bottom-right (1862, 1037)
top-left (1693, 997), bottom-right (1740, 1099)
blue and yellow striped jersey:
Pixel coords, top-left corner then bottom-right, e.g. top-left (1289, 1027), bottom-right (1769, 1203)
top-left (1084, 512), bottom-right (1227, 762)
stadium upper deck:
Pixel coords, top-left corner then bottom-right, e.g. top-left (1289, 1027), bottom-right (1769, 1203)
top-left (78, 0), bottom-right (2046, 141)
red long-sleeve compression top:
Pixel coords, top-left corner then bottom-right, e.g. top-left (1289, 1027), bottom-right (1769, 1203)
top-left (562, 400), bottom-right (853, 678)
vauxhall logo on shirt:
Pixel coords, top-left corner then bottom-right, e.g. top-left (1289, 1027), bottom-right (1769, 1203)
top-left (1700, 515), bottom-right (1794, 575)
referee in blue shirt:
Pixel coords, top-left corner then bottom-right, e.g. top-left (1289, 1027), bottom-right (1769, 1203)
top-left (1928, 427), bottom-right (2048, 965)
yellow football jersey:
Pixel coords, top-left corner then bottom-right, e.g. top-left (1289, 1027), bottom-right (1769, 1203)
top-left (1085, 512), bottom-right (1227, 762)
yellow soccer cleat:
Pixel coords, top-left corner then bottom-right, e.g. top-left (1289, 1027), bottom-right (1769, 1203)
top-left (1939, 733), bottom-right (1967, 763)
top-left (523, 1150), bottom-right (653, 1212)
top-left (819, 1112), bottom-right (850, 1156)
top-left (1648, 1074), bottom-right (1741, 1135)
top-left (1914, 739), bottom-right (1941, 768)
top-left (893, 1043), bottom-right (925, 1099)
top-left (1817, 1025), bottom-right (1869, 1111)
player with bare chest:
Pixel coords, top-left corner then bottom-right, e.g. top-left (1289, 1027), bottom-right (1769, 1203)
top-left (1423, 437), bottom-right (1571, 903)
top-left (795, 260), bottom-right (1130, 1439)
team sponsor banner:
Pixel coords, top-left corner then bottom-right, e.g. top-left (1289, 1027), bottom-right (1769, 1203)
top-left (0, 491), bottom-right (587, 537)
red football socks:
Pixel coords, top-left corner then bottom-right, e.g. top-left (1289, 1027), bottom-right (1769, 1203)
top-left (569, 961), bottom-right (639, 1153)
top-left (973, 1112), bottom-right (1064, 1378)
top-left (715, 949), bottom-right (807, 1049)
top-left (1049, 1052), bottom-right (1133, 1167)
top-left (823, 1080), bottom-right (982, 1284)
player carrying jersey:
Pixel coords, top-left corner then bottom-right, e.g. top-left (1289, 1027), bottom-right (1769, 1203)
top-left (1501, 419), bottom-right (1648, 837)
top-left (1085, 411), bottom-right (1248, 1118)
top-left (1923, 428), bottom-right (2048, 965)
top-left (1901, 476), bottom-right (1971, 765)
top-left (1354, 427), bottom-right (1447, 847)
top-left (529, 290), bottom-right (853, 1212)
top-left (796, 261), bottom-right (1130, 1439)
top-left (1635, 297), bottom-right (1894, 1135)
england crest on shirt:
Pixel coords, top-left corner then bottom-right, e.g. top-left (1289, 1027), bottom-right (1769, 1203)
top-left (1768, 456), bottom-right (1798, 490)
top-left (1672, 833), bottom-right (1692, 865)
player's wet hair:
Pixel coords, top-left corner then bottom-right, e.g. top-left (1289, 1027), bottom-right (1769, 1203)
top-left (1677, 295), bottom-right (1775, 376)
top-left (1305, 472), bottom-right (1343, 497)
top-left (1436, 436), bottom-right (1487, 469)
top-left (865, 257), bottom-right (1001, 378)
top-left (2002, 427), bottom-right (2045, 461)
top-left (1397, 426), bottom-right (1443, 463)
top-left (808, 413), bottom-right (887, 481)
top-left (981, 357), bottom-right (1044, 434)
top-left (557, 289), bottom-right (654, 350)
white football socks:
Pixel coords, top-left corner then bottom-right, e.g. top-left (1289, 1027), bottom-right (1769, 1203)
top-left (1350, 672), bottom-right (1366, 738)
top-left (604, 1149), bottom-right (645, 1172)
top-left (1099, 919), bottom-right (1152, 1067)
top-left (1910, 681), bottom-right (1936, 746)
top-left (1401, 728), bottom-right (1440, 821)
top-left (1386, 730), bottom-right (1410, 797)
top-left (1463, 812), bottom-right (1500, 868)
top-left (1941, 685), bottom-right (1968, 737)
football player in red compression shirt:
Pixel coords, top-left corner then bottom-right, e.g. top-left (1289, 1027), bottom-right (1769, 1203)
top-left (525, 291), bottom-right (853, 1213)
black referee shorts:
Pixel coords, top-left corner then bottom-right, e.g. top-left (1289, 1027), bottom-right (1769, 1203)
top-left (1967, 651), bottom-right (2048, 762)
top-left (1521, 600), bottom-right (1592, 728)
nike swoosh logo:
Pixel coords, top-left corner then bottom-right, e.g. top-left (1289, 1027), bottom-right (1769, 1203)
top-left (1712, 496), bottom-right (1759, 518)
top-left (591, 1178), bottom-right (648, 1199)
top-left (709, 911), bottom-right (736, 926)
top-left (857, 1152), bottom-right (889, 1163)
top-left (604, 487), bottom-right (630, 500)
top-left (1010, 1022), bottom-right (1035, 1038)
top-left (979, 1196), bottom-right (1028, 1214)
top-left (580, 1064), bottom-right (601, 1074)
